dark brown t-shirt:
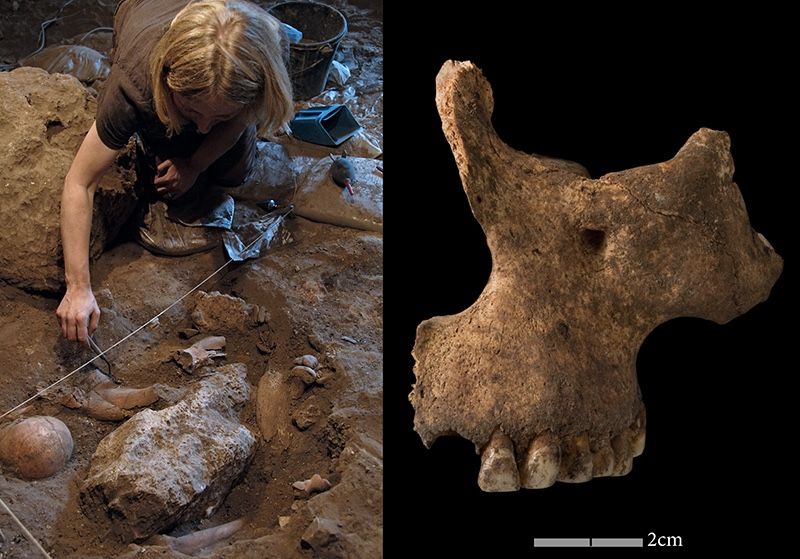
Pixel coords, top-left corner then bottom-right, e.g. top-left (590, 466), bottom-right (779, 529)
top-left (96, 0), bottom-right (197, 153)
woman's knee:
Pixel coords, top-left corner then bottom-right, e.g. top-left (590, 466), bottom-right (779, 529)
top-left (211, 123), bottom-right (257, 187)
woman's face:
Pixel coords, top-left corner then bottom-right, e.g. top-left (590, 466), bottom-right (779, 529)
top-left (172, 92), bottom-right (243, 134)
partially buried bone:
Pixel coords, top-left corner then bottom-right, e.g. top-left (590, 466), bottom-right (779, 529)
top-left (145, 517), bottom-right (245, 555)
top-left (411, 60), bottom-right (783, 491)
top-left (292, 474), bottom-right (332, 496)
top-left (173, 335), bottom-right (226, 373)
top-left (57, 369), bottom-right (158, 421)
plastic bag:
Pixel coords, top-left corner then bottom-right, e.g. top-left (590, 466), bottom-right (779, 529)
top-left (21, 45), bottom-right (110, 84)
top-left (223, 208), bottom-right (292, 261)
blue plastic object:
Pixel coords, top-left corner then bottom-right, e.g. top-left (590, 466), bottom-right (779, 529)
top-left (289, 104), bottom-right (361, 147)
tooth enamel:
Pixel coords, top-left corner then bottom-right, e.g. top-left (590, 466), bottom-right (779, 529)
top-left (591, 441), bottom-right (615, 477)
top-left (611, 432), bottom-right (633, 476)
top-left (520, 432), bottom-right (560, 489)
top-left (477, 430), bottom-right (520, 492)
top-left (558, 433), bottom-right (593, 483)
top-left (630, 429), bottom-right (646, 457)
top-left (629, 413), bottom-right (646, 457)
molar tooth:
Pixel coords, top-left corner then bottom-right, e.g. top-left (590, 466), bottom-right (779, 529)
top-left (629, 412), bottom-right (646, 457)
top-left (631, 412), bottom-right (645, 432)
top-left (558, 433), bottom-right (593, 483)
top-left (477, 430), bottom-right (520, 492)
top-left (520, 432), bottom-right (560, 489)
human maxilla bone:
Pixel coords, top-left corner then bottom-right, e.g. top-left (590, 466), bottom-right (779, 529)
top-left (411, 61), bottom-right (782, 491)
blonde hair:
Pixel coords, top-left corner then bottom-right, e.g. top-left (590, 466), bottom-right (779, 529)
top-left (149, 0), bottom-right (293, 137)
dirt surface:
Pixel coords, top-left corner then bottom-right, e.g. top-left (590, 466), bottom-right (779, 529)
top-left (0, 1), bottom-right (383, 558)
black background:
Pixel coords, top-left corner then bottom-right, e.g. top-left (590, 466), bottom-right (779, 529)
top-left (385, 4), bottom-right (796, 557)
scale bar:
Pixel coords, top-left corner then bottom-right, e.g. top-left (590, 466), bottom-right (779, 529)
top-left (533, 538), bottom-right (644, 548)
top-left (534, 538), bottom-right (590, 547)
top-left (592, 538), bottom-right (643, 547)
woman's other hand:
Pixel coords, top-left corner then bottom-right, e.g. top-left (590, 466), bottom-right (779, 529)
top-left (154, 157), bottom-right (199, 199)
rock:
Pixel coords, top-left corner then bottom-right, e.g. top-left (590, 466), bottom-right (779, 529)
top-left (80, 363), bottom-right (255, 542)
top-left (292, 400), bottom-right (323, 431)
top-left (278, 515), bottom-right (291, 528)
top-left (290, 365), bottom-right (317, 386)
top-left (315, 368), bottom-right (335, 387)
top-left (178, 327), bottom-right (200, 339)
top-left (94, 287), bottom-right (114, 309)
top-left (294, 354), bottom-right (319, 369)
top-left (152, 384), bottom-right (187, 404)
top-left (291, 501), bottom-right (302, 512)
top-left (301, 517), bottom-right (341, 551)
top-left (192, 291), bottom-right (253, 332)
top-left (256, 330), bottom-right (275, 355)
top-left (288, 376), bottom-right (307, 399)
top-left (302, 433), bottom-right (383, 558)
top-left (307, 334), bottom-right (324, 353)
top-left (0, 67), bottom-right (138, 292)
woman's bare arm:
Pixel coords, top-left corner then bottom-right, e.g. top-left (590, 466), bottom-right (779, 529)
top-left (57, 121), bottom-right (121, 343)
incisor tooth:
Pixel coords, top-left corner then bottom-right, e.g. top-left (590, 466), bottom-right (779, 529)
top-left (477, 430), bottom-right (520, 492)
top-left (520, 432), bottom-right (560, 489)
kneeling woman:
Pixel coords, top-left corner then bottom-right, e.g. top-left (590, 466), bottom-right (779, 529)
top-left (57, 0), bottom-right (293, 343)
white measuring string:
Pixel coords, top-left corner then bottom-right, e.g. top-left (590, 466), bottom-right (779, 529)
top-left (0, 212), bottom-right (288, 423)
top-left (0, 496), bottom-right (53, 559)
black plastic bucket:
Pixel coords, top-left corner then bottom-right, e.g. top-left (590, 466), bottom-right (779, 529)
top-left (269, 2), bottom-right (348, 100)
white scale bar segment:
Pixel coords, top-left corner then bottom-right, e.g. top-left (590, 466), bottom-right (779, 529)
top-left (592, 538), bottom-right (644, 547)
top-left (534, 538), bottom-right (590, 547)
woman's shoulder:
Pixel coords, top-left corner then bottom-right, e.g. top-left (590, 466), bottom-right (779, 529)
top-left (112, 0), bottom-right (189, 93)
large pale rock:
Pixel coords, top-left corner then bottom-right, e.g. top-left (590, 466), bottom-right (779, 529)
top-left (80, 363), bottom-right (256, 542)
top-left (0, 67), bottom-right (137, 292)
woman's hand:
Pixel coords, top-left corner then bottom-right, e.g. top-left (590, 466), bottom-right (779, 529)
top-left (56, 286), bottom-right (100, 344)
top-left (154, 157), bottom-right (199, 200)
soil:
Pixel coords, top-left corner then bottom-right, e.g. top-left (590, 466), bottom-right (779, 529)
top-left (0, 1), bottom-right (383, 558)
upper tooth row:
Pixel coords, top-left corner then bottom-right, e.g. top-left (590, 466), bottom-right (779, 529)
top-left (477, 418), bottom-right (646, 492)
